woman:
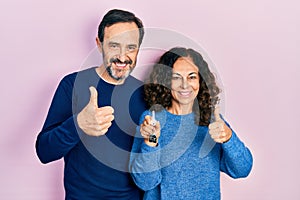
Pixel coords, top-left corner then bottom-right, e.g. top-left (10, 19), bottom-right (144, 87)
top-left (129, 47), bottom-right (253, 200)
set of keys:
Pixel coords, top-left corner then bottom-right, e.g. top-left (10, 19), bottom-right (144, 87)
top-left (149, 110), bottom-right (157, 143)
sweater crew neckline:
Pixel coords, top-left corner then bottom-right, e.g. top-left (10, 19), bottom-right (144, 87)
top-left (164, 109), bottom-right (194, 118)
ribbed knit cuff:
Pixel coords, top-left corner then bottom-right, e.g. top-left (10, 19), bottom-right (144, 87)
top-left (221, 130), bottom-right (243, 155)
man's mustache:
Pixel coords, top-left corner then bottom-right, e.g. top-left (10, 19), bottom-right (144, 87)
top-left (109, 58), bottom-right (133, 65)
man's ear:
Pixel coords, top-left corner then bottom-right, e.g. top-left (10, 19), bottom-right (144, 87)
top-left (96, 37), bottom-right (102, 53)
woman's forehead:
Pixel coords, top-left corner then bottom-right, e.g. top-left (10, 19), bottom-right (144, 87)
top-left (172, 57), bottom-right (198, 74)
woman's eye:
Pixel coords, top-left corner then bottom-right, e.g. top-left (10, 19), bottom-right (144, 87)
top-left (188, 74), bottom-right (199, 80)
top-left (172, 76), bottom-right (181, 80)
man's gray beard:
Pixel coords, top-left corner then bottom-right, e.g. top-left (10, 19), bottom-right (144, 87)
top-left (106, 66), bottom-right (132, 81)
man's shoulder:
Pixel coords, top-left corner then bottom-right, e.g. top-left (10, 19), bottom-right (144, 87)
top-left (125, 75), bottom-right (144, 88)
top-left (62, 71), bottom-right (77, 82)
top-left (61, 67), bottom-right (97, 85)
top-left (127, 75), bottom-right (142, 82)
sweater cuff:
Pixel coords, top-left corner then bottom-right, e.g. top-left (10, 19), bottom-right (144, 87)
top-left (138, 142), bottom-right (161, 172)
top-left (141, 142), bottom-right (161, 152)
top-left (73, 114), bottom-right (86, 139)
top-left (221, 130), bottom-right (242, 152)
top-left (61, 115), bottom-right (84, 143)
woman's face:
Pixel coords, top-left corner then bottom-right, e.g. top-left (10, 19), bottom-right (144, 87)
top-left (170, 57), bottom-right (200, 109)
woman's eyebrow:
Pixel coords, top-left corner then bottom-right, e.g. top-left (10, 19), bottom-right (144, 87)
top-left (172, 72), bottom-right (182, 76)
top-left (188, 72), bottom-right (198, 75)
top-left (172, 72), bottom-right (198, 76)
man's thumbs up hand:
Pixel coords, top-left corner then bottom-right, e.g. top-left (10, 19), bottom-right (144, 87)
top-left (88, 86), bottom-right (99, 108)
top-left (208, 106), bottom-right (232, 143)
top-left (77, 86), bottom-right (114, 136)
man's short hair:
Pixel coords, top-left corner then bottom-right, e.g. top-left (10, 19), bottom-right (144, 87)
top-left (98, 9), bottom-right (144, 46)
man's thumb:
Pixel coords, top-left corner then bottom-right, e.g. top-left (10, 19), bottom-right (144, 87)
top-left (214, 106), bottom-right (222, 121)
top-left (89, 86), bottom-right (98, 107)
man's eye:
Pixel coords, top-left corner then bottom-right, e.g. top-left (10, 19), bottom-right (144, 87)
top-left (110, 44), bottom-right (119, 48)
top-left (128, 45), bottom-right (137, 51)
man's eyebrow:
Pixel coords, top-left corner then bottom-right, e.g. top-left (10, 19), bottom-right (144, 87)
top-left (108, 42), bottom-right (138, 47)
top-left (128, 44), bottom-right (138, 47)
top-left (108, 41), bottom-right (120, 45)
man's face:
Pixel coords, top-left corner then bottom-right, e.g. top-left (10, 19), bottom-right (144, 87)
top-left (99, 22), bottom-right (140, 81)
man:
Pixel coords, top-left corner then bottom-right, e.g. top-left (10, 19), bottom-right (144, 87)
top-left (35, 9), bottom-right (146, 199)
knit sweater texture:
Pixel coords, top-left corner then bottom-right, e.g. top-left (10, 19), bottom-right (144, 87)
top-left (130, 109), bottom-right (253, 200)
top-left (36, 67), bottom-right (146, 199)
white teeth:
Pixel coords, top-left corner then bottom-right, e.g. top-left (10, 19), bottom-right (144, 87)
top-left (115, 63), bottom-right (126, 67)
top-left (179, 91), bottom-right (191, 96)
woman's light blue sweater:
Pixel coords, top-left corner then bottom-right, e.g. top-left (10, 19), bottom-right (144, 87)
top-left (130, 109), bottom-right (253, 200)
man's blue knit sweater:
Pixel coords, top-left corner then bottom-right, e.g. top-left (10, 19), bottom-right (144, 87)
top-left (36, 67), bottom-right (146, 199)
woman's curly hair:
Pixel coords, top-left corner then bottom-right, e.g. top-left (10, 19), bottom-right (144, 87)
top-left (144, 47), bottom-right (221, 126)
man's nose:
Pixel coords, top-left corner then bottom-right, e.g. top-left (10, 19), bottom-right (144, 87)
top-left (117, 47), bottom-right (127, 62)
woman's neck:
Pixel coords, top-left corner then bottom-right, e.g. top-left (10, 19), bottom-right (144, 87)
top-left (167, 102), bottom-right (193, 115)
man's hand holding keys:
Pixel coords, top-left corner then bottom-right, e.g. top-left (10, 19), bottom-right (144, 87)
top-left (77, 86), bottom-right (114, 136)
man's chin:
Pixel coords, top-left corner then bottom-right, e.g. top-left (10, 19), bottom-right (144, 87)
top-left (108, 68), bottom-right (131, 81)
top-left (112, 75), bottom-right (126, 81)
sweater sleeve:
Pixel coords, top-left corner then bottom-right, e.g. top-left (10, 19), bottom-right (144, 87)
top-left (220, 126), bottom-right (253, 178)
top-left (129, 111), bottom-right (162, 191)
top-left (35, 75), bottom-right (82, 164)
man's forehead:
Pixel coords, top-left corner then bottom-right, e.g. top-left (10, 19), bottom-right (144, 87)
top-left (103, 22), bottom-right (139, 42)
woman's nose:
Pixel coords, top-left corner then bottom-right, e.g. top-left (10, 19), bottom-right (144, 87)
top-left (181, 78), bottom-right (189, 89)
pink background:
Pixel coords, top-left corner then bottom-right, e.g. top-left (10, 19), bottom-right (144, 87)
top-left (1, 0), bottom-right (299, 199)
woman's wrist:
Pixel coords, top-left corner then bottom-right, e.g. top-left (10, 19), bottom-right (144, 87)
top-left (144, 139), bottom-right (159, 147)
